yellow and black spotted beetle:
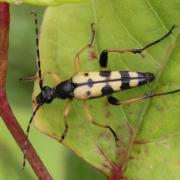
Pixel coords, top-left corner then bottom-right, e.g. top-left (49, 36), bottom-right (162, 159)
top-left (23, 12), bottom-right (180, 166)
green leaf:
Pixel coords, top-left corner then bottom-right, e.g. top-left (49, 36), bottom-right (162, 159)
top-left (2, 0), bottom-right (85, 6)
top-left (33, 0), bottom-right (180, 179)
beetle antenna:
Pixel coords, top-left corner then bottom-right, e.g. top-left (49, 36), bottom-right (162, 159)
top-left (23, 104), bottom-right (41, 168)
top-left (31, 11), bottom-right (43, 90)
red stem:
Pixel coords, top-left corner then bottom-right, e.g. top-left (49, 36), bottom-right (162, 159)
top-left (0, 3), bottom-right (52, 180)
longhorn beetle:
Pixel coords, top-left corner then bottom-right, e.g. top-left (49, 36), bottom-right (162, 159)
top-left (23, 12), bottom-right (180, 167)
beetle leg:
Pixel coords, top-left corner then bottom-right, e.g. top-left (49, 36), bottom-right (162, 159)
top-left (46, 72), bottom-right (61, 83)
top-left (59, 100), bottom-right (72, 142)
top-left (107, 96), bottom-right (145, 105)
top-left (107, 88), bottom-right (180, 105)
top-left (83, 101), bottom-right (118, 146)
top-left (20, 72), bottom-right (61, 84)
top-left (19, 75), bottom-right (38, 82)
top-left (74, 23), bottom-right (96, 73)
top-left (99, 25), bottom-right (176, 68)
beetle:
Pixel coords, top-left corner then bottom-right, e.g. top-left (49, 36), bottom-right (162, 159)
top-left (23, 12), bottom-right (179, 166)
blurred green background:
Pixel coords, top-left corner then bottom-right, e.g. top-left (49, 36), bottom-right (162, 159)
top-left (0, 4), bottom-right (106, 180)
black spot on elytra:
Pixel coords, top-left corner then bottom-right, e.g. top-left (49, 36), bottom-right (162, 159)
top-left (99, 71), bottom-right (111, 77)
top-left (120, 71), bottom-right (130, 90)
top-left (87, 79), bottom-right (94, 88)
top-left (101, 85), bottom-right (113, 95)
top-left (121, 80), bottom-right (130, 90)
top-left (119, 71), bottom-right (130, 78)
top-left (84, 73), bottom-right (89, 76)
top-left (86, 91), bottom-right (91, 96)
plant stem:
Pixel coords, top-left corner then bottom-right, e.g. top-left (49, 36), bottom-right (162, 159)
top-left (0, 3), bottom-right (52, 179)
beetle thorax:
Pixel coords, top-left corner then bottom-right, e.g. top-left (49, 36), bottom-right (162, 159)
top-left (55, 79), bottom-right (74, 99)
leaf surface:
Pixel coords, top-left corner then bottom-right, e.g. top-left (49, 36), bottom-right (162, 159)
top-left (1, 0), bottom-right (84, 6)
top-left (33, 0), bottom-right (180, 178)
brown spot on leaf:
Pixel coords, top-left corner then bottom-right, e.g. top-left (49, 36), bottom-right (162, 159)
top-left (134, 148), bottom-right (141, 154)
top-left (88, 50), bottom-right (97, 60)
top-left (177, 159), bottom-right (180, 165)
top-left (128, 110), bottom-right (135, 116)
top-left (144, 147), bottom-right (149, 156)
top-left (133, 140), bottom-right (148, 144)
top-left (105, 111), bottom-right (112, 118)
top-left (156, 105), bottom-right (164, 112)
top-left (128, 156), bottom-right (134, 160)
